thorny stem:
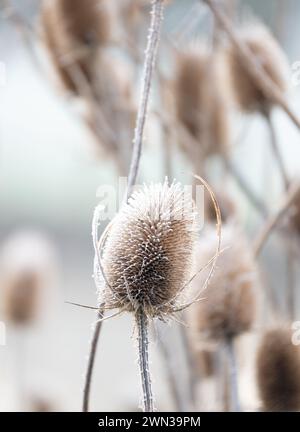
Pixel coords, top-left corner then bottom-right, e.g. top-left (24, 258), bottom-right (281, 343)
top-left (253, 181), bottom-right (300, 257)
top-left (224, 337), bottom-right (241, 412)
top-left (83, 306), bottom-right (104, 412)
top-left (202, 0), bottom-right (300, 132)
top-left (126, 0), bottom-right (164, 200)
top-left (136, 309), bottom-right (154, 412)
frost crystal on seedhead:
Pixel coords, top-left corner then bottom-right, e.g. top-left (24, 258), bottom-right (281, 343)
top-left (100, 180), bottom-right (199, 319)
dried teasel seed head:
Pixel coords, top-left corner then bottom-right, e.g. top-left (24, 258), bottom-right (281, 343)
top-left (41, 0), bottom-right (111, 93)
top-left (0, 231), bottom-right (57, 326)
top-left (100, 181), bottom-right (199, 319)
top-left (256, 327), bottom-right (300, 411)
top-left (174, 46), bottom-right (230, 159)
top-left (173, 45), bottom-right (230, 161)
top-left (226, 24), bottom-right (289, 113)
top-left (189, 223), bottom-right (256, 341)
top-left (3, 271), bottom-right (41, 325)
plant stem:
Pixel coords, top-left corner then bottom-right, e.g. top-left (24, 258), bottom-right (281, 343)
top-left (178, 323), bottom-right (197, 410)
top-left (264, 111), bottom-right (289, 190)
top-left (223, 157), bottom-right (268, 217)
top-left (82, 306), bottom-right (104, 412)
top-left (202, 0), bottom-right (300, 131)
top-left (136, 309), bottom-right (154, 412)
top-left (253, 181), bottom-right (300, 257)
top-left (156, 324), bottom-right (185, 411)
top-left (224, 337), bottom-right (240, 412)
top-left (126, 0), bottom-right (164, 200)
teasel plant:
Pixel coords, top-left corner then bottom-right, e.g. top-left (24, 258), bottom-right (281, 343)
top-left (225, 22), bottom-right (291, 191)
top-left (0, 231), bottom-right (56, 411)
top-left (256, 326), bottom-right (300, 411)
top-left (188, 223), bottom-right (258, 411)
top-left (171, 36), bottom-right (268, 218)
top-left (79, 0), bottom-right (222, 412)
top-left (202, 0), bottom-right (300, 131)
top-left (40, 0), bottom-right (136, 175)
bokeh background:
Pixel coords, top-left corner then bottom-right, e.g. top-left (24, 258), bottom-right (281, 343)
top-left (0, 0), bottom-right (300, 412)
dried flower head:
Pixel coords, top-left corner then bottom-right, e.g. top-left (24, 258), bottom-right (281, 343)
top-left (0, 230), bottom-right (57, 326)
top-left (41, 0), bottom-right (111, 93)
top-left (3, 271), bottom-right (40, 325)
top-left (174, 45), bottom-right (230, 160)
top-left (256, 327), bottom-right (300, 411)
top-left (98, 181), bottom-right (200, 319)
top-left (189, 223), bottom-right (256, 341)
top-left (226, 24), bottom-right (289, 113)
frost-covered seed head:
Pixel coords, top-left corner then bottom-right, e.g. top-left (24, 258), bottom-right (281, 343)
top-left (101, 181), bottom-right (199, 319)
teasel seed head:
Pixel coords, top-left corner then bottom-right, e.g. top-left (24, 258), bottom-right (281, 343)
top-left (226, 24), bottom-right (289, 113)
top-left (173, 45), bottom-right (230, 161)
top-left (100, 180), bottom-right (199, 319)
top-left (189, 223), bottom-right (257, 342)
top-left (0, 231), bottom-right (57, 326)
top-left (256, 327), bottom-right (300, 411)
top-left (3, 271), bottom-right (41, 325)
top-left (41, 0), bottom-right (111, 93)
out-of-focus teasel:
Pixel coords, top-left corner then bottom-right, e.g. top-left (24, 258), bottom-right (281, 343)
top-left (0, 231), bottom-right (56, 327)
top-left (40, 0), bottom-right (136, 174)
top-left (226, 24), bottom-right (289, 115)
top-left (173, 45), bottom-right (230, 173)
top-left (256, 327), bottom-right (300, 411)
top-left (188, 223), bottom-right (257, 411)
top-left (0, 231), bottom-right (57, 410)
top-left (41, 0), bottom-right (111, 94)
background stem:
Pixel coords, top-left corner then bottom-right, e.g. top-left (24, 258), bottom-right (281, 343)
top-left (224, 337), bottom-right (240, 412)
top-left (126, 0), bottom-right (164, 200)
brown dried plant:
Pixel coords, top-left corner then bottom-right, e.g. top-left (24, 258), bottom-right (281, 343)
top-left (41, 0), bottom-right (111, 94)
top-left (226, 23), bottom-right (289, 114)
top-left (190, 223), bottom-right (256, 342)
top-left (188, 222), bottom-right (257, 411)
top-left (173, 45), bottom-right (230, 169)
top-left (256, 327), bottom-right (300, 411)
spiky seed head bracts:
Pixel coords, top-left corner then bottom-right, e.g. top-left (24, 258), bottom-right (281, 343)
top-left (100, 180), bottom-right (200, 319)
